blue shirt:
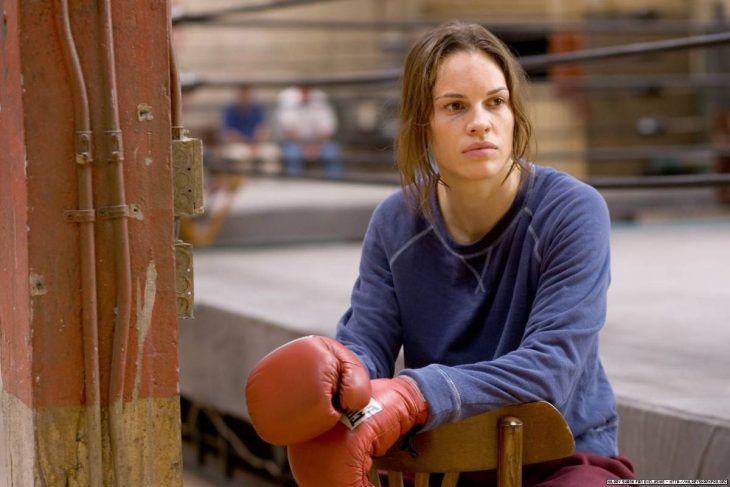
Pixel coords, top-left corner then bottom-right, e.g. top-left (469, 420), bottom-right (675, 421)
top-left (223, 102), bottom-right (265, 139)
top-left (336, 164), bottom-right (618, 457)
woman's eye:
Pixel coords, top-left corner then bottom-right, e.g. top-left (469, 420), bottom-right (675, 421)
top-left (445, 102), bottom-right (464, 112)
top-left (490, 97), bottom-right (507, 107)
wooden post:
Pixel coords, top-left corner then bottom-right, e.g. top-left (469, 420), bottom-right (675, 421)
top-left (498, 416), bottom-right (524, 487)
top-left (0, 0), bottom-right (183, 485)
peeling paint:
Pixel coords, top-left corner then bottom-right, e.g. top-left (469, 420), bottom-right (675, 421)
top-left (29, 273), bottom-right (47, 296)
top-left (144, 157), bottom-right (153, 166)
top-left (133, 262), bottom-right (157, 401)
top-left (123, 397), bottom-right (183, 486)
top-left (136, 103), bottom-right (154, 122)
top-left (129, 204), bottom-right (144, 221)
top-left (5, 397), bottom-right (181, 486)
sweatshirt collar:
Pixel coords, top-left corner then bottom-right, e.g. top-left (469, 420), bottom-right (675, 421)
top-left (430, 163), bottom-right (535, 256)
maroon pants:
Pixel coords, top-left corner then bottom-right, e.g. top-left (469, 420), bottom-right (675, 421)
top-left (386, 452), bottom-right (635, 486)
top-left (522, 452), bottom-right (635, 486)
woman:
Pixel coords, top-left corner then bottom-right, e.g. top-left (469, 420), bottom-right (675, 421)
top-left (246, 21), bottom-right (634, 486)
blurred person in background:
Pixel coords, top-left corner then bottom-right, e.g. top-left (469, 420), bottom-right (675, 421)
top-left (220, 85), bottom-right (279, 174)
top-left (275, 84), bottom-right (342, 177)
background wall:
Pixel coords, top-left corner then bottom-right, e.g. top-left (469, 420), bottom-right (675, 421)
top-left (173, 0), bottom-right (730, 180)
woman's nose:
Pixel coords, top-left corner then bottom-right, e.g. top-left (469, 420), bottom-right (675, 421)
top-left (466, 107), bottom-right (490, 134)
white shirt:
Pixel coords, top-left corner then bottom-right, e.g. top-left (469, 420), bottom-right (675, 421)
top-left (276, 87), bottom-right (338, 141)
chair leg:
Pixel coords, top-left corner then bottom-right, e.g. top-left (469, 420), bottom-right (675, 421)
top-left (498, 416), bottom-right (523, 487)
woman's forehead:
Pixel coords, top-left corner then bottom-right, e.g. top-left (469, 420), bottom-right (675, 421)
top-left (433, 51), bottom-right (507, 95)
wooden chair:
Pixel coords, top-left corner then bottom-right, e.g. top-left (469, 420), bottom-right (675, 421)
top-left (367, 401), bottom-right (575, 487)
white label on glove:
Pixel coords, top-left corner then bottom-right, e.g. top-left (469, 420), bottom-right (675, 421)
top-left (340, 398), bottom-right (383, 431)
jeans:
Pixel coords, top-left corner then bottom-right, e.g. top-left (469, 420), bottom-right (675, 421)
top-left (281, 140), bottom-right (342, 177)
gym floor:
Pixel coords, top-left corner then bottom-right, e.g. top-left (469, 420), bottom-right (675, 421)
top-left (182, 441), bottom-right (281, 487)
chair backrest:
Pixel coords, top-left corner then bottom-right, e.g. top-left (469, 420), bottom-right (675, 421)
top-left (368, 401), bottom-right (575, 487)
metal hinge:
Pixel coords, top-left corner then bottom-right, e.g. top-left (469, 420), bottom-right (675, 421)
top-left (172, 135), bottom-right (204, 217)
top-left (172, 130), bottom-right (203, 319)
top-left (175, 240), bottom-right (194, 319)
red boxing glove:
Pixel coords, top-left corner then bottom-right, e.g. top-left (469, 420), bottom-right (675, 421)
top-left (245, 335), bottom-right (371, 445)
top-left (288, 377), bottom-right (429, 487)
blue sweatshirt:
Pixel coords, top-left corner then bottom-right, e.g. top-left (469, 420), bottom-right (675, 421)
top-left (336, 164), bottom-right (618, 457)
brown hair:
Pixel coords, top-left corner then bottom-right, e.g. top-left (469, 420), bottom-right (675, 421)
top-left (396, 21), bottom-right (533, 219)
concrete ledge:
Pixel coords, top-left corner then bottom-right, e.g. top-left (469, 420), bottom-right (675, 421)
top-left (197, 177), bottom-right (730, 247)
top-left (204, 177), bottom-right (396, 245)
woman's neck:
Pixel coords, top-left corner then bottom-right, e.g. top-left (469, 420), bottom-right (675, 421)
top-left (437, 167), bottom-right (521, 245)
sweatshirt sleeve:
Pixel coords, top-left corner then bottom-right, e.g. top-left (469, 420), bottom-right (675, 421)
top-left (336, 205), bottom-right (403, 379)
top-left (400, 185), bottom-right (611, 430)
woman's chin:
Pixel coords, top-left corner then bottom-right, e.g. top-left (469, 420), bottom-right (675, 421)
top-left (441, 163), bottom-right (507, 184)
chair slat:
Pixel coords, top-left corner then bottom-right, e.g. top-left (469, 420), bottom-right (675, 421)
top-left (414, 472), bottom-right (430, 487)
top-left (367, 467), bottom-right (382, 487)
top-left (441, 472), bottom-right (460, 487)
top-left (387, 471), bottom-right (404, 487)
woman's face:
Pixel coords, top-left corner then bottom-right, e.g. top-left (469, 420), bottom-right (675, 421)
top-left (428, 50), bottom-right (515, 185)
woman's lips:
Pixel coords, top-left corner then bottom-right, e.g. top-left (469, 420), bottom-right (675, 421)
top-left (463, 142), bottom-right (498, 157)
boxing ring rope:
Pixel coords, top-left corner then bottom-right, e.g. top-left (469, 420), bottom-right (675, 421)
top-left (175, 14), bottom-right (729, 36)
top-left (173, 0), bottom-right (343, 24)
top-left (520, 30), bottom-right (730, 70)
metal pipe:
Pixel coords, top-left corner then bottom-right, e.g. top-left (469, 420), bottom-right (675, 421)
top-left (170, 3), bottom-right (184, 248)
top-left (53, 0), bottom-right (103, 484)
top-left (98, 0), bottom-right (132, 483)
top-left (169, 0), bottom-right (183, 139)
top-left (169, 36), bottom-right (183, 139)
